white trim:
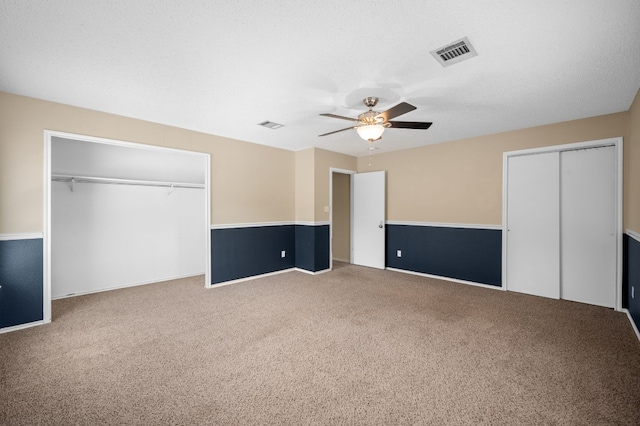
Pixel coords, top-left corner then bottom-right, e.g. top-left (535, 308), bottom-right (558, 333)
top-left (502, 137), bottom-right (624, 310)
top-left (385, 221), bottom-right (501, 230)
top-left (51, 273), bottom-right (205, 300)
top-left (0, 233), bottom-right (44, 241)
top-left (502, 137), bottom-right (619, 158)
top-left (0, 320), bottom-right (48, 335)
top-left (210, 221), bottom-right (331, 230)
top-left (616, 139), bottom-right (624, 312)
top-left (502, 150), bottom-right (509, 293)
top-left (209, 268), bottom-right (296, 288)
top-left (626, 229), bottom-right (640, 243)
top-left (211, 221), bottom-right (294, 229)
top-left (204, 153), bottom-right (211, 289)
top-left (46, 130), bottom-right (207, 157)
top-left (386, 267), bottom-right (503, 291)
top-left (295, 267), bottom-right (331, 275)
top-left (330, 167), bottom-right (357, 176)
top-left (329, 167), bottom-right (357, 272)
top-left (623, 309), bottom-right (640, 342)
top-left (44, 132), bottom-right (52, 323)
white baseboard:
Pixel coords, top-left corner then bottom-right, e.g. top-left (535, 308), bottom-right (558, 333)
top-left (623, 309), bottom-right (640, 342)
top-left (52, 272), bottom-right (205, 299)
top-left (295, 267), bottom-right (331, 275)
top-left (0, 319), bottom-right (48, 335)
top-left (386, 267), bottom-right (503, 291)
top-left (208, 268), bottom-right (296, 288)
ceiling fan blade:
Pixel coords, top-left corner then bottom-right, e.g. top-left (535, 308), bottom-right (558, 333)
top-left (376, 102), bottom-right (417, 121)
top-left (318, 126), bottom-right (354, 137)
top-left (320, 113), bottom-right (358, 122)
top-left (387, 121), bottom-right (433, 129)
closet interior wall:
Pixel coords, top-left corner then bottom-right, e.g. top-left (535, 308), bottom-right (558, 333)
top-left (50, 136), bottom-right (208, 299)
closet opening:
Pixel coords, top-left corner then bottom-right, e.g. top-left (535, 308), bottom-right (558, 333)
top-left (44, 131), bottom-right (211, 322)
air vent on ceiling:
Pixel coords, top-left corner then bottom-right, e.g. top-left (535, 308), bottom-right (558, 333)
top-left (430, 36), bottom-right (478, 67)
top-left (258, 121), bottom-right (284, 129)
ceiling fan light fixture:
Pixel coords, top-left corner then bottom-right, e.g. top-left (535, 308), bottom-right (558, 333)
top-left (356, 124), bottom-right (385, 142)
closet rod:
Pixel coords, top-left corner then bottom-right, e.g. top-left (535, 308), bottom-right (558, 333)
top-left (51, 174), bottom-right (205, 189)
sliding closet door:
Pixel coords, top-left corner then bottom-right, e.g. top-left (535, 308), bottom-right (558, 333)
top-left (560, 146), bottom-right (616, 307)
top-left (506, 152), bottom-right (560, 299)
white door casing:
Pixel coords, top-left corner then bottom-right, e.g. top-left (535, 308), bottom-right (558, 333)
top-left (352, 171), bottom-right (386, 269)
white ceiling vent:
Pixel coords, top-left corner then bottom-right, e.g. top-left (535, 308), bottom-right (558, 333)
top-left (430, 37), bottom-right (478, 67)
top-left (258, 121), bottom-right (284, 129)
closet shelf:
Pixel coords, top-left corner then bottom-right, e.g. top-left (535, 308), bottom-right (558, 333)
top-left (51, 174), bottom-right (205, 190)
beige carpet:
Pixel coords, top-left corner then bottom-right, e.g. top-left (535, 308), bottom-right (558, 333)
top-left (1, 263), bottom-right (639, 425)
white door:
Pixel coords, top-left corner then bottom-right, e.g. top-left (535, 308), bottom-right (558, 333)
top-left (560, 146), bottom-right (616, 307)
top-left (352, 171), bottom-right (386, 269)
top-left (506, 152), bottom-right (560, 299)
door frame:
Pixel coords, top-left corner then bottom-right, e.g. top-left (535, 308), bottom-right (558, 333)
top-left (502, 137), bottom-right (623, 311)
top-left (329, 168), bottom-right (357, 271)
top-left (44, 130), bottom-right (212, 323)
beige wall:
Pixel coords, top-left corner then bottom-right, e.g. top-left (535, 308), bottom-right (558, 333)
top-left (358, 112), bottom-right (630, 226)
top-left (314, 148), bottom-right (357, 222)
top-left (294, 147), bottom-right (357, 223)
top-left (331, 172), bottom-right (351, 262)
top-left (0, 91), bottom-right (295, 233)
top-left (2, 89), bottom-right (636, 234)
top-left (294, 148), bottom-right (315, 222)
top-left (628, 88), bottom-right (640, 234)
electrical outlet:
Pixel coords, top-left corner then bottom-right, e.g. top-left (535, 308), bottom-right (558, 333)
top-left (281, 250), bottom-right (286, 258)
top-left (324, 206), bottom-right (329, 212)
top-left (397, 250), bottom-right (402, 257)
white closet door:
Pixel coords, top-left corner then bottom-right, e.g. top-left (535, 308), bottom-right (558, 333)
top-left (506, 152), bottom-right (560, 299)
top-left (560, 146), bottom-right (616, 307)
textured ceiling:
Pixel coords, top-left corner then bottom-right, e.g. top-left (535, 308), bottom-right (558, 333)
top-left (1, 0), bottom-right (639, 157)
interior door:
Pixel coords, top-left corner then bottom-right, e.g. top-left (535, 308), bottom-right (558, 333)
top-left (560, 146), bottom-right (616, 307)
top-left (352, 171), bottom-right (385, 269)
top-left (506, 152), bottom-right (560, 299)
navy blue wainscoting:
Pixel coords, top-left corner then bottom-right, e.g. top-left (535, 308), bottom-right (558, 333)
top-left (211, 226), bottom-right (295, 284)
top-left (295, 225), bottom-right (330, 273)
top-left (386, 225), bottom-right (502, 286)
top-left (0, 238), bottom-right (44, 328)
top-left (625, 233), bottom-right (640, 332)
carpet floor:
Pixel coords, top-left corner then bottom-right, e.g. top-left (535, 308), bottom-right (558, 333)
top-left (1, 263), bottom-right (639, 425)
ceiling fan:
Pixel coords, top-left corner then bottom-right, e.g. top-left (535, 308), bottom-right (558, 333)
top-left (319, 97), bottom-right (432, 142)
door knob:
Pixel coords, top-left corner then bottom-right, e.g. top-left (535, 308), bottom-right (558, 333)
top-left (379, 221), bottom-right (384, 229)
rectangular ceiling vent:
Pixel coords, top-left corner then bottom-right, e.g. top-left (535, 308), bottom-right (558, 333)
top-left (430, 37), bottom-right (478, 67)
top-left (258, 121), bottom-right (284, 129)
